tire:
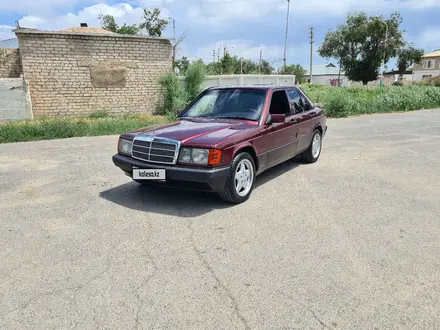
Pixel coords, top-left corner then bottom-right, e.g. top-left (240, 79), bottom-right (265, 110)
top-left (302, 129), bottom-right (322, 163)
top-left (219, 152), bottom-right (256, 204)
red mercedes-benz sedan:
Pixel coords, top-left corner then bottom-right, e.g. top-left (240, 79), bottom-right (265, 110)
top-left (113, 85), bottom-right (327, 204)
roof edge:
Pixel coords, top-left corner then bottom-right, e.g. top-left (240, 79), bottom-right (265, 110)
top-left (13, 28), bottom-right (173, 42)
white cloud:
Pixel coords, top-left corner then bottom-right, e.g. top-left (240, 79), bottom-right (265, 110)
top-left (16, 3), bottom-right (169, 33)
top-left (0, 24), bottom-right (16, 40)
top-left (185, 0), bottom-right (440, 23)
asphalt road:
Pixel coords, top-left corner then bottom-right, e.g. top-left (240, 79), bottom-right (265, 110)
top-left (1, 109), bottom-right (440, 329)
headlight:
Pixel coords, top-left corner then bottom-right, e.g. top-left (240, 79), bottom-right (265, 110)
top-left (191, 149), bottom-right (209, 165)
top-left (118, 138), bottom-right (133, 156)
top-left (178, 148), bottom-right (209, 165)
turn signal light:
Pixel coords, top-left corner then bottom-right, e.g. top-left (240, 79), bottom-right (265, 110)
top-left (208, 149), bottom-right (222, 166)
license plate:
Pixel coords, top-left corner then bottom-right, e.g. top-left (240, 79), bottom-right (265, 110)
top-left (133, 169), bottom-right (166, 180)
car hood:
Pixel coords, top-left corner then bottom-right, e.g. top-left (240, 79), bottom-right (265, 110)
top-left (125, 118), bottom-right (257, 147)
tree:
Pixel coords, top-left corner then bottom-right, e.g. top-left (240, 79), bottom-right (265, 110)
top-left (220, 52), bottom-right (236, 74)
top-left (278, 64), bottom-right (307, 83)
top-left (175, 56), bottom-right (190, 75)
top-left (140, 8), bottom-right (168, 37)
top-left (396, 44), bottom-right (424, 78)
top-left (259, 60), bottom-right (274, 75)
top-left (205, 61), bottom-right (223, 75)
top-left (99, 14), bottom-right (140, 35)
top-left (319, 12), bottom-right (405, 85)
top-left (234, 59), bottom-right (259, 74)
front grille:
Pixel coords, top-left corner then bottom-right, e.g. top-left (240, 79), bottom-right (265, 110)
top-left (132, 136), bottom-right (180, 165)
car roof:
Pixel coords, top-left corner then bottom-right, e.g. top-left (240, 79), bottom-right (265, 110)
top-left (207, 85), bottom-right (298, 91)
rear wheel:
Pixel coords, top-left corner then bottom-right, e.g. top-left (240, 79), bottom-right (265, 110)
top-left (302, 129), bottom-right (322, 163)
top-left (219, 152), bottom-right (256, 204)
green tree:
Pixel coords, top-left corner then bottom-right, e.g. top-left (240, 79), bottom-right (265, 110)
top-left (396, 44), bottom-right (424, 78)
top-left (260, 60), bottom-right (274, 74)
top-left (220, 52), bottom-right (236, 74)
top-left (205, 61), bottom-right (223, 75)
top-left (140, 8), bottom-right (168, 37)
top-left (99, 14), bottom-right (140, 35)
top-left (175, 56), bottom-right (190, 76)
top-left (319, 12), bottom-right (405, 85)
top-left (278, 64), bottom-right (307, 83)
top-left (235, 59), bottom-right (259, 74)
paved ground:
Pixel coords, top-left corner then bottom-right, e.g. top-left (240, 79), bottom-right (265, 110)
top-left (1, 109), bottom-right (440, 329)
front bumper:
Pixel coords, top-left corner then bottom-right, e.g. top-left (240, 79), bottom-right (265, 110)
top-left (112, 154), bottom-right (230, 192)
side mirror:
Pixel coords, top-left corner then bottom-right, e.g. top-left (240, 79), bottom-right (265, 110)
top-left (315, 103), bottom-right (323, 108)
top-left (270, 114), bottom-right (286, 123)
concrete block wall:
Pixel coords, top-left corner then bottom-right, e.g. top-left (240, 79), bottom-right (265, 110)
top-left (0, 78), bottom-right (33, 122)
top-left (15, 30), bottom-right (173, 118)
top-left (0, 48), bottom-right (22, 78)
top-left (179, 74), bottom-right (297, 89)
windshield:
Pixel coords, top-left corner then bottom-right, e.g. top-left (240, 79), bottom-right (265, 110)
top-left (181, 88), bottom-right (267, 121)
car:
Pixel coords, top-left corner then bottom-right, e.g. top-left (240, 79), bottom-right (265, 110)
top-left (112, 85), bottom-right (327, 204)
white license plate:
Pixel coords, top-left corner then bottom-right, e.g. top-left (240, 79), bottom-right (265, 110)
top-left (133, 169), bottom-right (166, 180)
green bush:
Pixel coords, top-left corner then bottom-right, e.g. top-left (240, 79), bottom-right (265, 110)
top-left (184, 60), bottom-right (206, 101)
top-left (301, 85), bottom-right (440, 117)
top-left (159, 73), bottom-right (189, 118)
top-left (88, 110), bottom-right (109, 119)
top-left (0, 115), bottom-right (167, 144)
top-left (159, 61), bottom-right (206, 119)
top-left (426, 76), bottom-right (440, 87)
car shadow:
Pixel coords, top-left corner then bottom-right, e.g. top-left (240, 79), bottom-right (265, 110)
top-left (255, 156), bottom-right (303, 189)
top-left (99, 156), bottom-right (304, 217)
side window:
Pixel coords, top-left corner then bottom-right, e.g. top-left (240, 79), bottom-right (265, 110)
top-left (287, 89), bottom-right (304, 114)
top-left (269, 91), bottom-right (291, 115)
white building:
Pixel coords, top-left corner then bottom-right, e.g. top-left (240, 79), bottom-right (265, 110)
top-left (305, 63), bottom-right (348, 86)
top-left (412, 50), bottom-right (440, 81)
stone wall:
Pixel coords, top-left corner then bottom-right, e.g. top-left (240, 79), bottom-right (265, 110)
top-left (15, 29), bottom-right (172, 117)
top-left (0, 48), bottom-right (22, 78)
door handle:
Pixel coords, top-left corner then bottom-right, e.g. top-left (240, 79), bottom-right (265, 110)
top-left (290, 118), bottom-right (298, 123)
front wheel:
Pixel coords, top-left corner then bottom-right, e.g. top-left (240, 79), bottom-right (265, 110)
top-left (302, 129), bottom-right (322, 163)
top-left (219, 153), bottom-right (256, 204)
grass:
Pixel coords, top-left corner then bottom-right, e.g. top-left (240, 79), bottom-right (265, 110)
top-left (300, 84), bottom-right (440, 118)
top-left (0, 114), bottom-right (167, 144)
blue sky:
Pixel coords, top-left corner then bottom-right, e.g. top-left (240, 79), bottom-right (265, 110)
top-left (1, 0), bottom-right (439, 70)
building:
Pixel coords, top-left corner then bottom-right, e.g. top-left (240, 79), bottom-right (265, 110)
top-left (1, 25), bottom-right (173, 119)
top-left (412, 50), bottom-right (440, 81)
top-left (305, 63), bottom-right (348, 86)
top-left (383, 70), bottom-right (413, 84)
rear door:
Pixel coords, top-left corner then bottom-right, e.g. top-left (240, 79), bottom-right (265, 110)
top-left (286, 88), bottom-right (316, 153)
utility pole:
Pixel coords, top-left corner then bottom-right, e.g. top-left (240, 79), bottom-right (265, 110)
top-left (376, 17), bottom-right (388, 88)
top-left (259, 50), bottom-right (263, 75)
top-left (213, 50), bottom-right (216, 62)
top-left (169, 17), bottom-right (176, 73)
top-left (217, 46), bottom-right (221, 62)
top-left (309, 27), bottom-right (314, 84)
top-left (283, 0), bottom-right (291, 71)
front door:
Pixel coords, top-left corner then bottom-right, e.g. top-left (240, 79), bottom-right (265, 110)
top-left (266, 90), bottom-right (299, 166)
